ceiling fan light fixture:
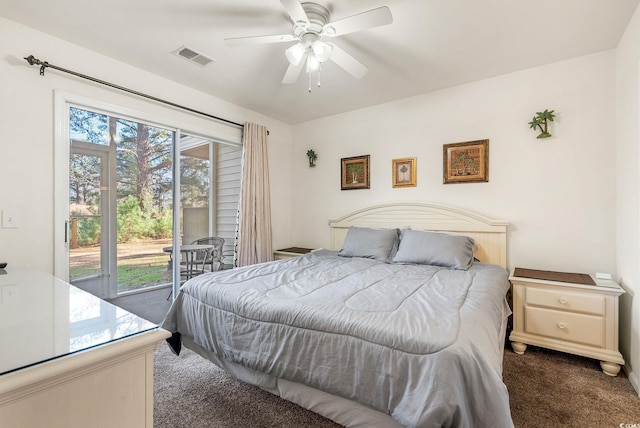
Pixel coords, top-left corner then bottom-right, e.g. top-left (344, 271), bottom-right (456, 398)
top-left (227, 1), bottom-right (392, 90)
top-left (306, 54), bottom-right (320, 72)
top-left (285, 43), bottom-right (306, 66)
top-left (312, 41), bottom-right (332, 62)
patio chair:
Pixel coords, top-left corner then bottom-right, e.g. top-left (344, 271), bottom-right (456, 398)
top-left (191, 237), bottom-right (225, 272)
top-left (219, 248), bottom-right (236, 270)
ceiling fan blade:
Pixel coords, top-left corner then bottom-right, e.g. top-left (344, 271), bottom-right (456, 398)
top-left (225, 34), bottom-right (295, 46)
top-left (323, 6), bottom-right (393, 37)
top-left (282, 59), bottom-right (305, 84)
top-left (327, 44), bottom-right (368, 79)
top-left (280, 0), bottom-right (309, 25)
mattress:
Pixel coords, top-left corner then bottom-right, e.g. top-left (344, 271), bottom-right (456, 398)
top-left (162, 250), bottom-right (514, 428)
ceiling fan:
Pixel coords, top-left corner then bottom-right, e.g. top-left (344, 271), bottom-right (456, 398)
top-left (224, 0), bottom-right (393, 90)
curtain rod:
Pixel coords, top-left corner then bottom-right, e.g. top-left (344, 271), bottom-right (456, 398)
top-left (24, 54), bottom-right (257, 133)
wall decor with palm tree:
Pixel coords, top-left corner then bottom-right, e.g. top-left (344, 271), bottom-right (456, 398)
top-left (443, 139), bottom-right (489, 184)
top-left (392, 158), bottom-right (417, 188)
top-left (341, 155), bottom-right (370, 190)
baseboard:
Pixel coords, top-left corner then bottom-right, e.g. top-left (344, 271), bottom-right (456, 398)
top-left (626, 366), bottom-right (640, 397)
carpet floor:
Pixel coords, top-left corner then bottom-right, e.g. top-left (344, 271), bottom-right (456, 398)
top-left (110, 288), bottom-right (640, 427)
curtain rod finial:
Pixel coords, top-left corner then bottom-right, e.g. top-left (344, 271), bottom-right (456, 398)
top-left (24, 55), bottom-right (39, 65)
top-left (24, 55), bottom-right (48, 75)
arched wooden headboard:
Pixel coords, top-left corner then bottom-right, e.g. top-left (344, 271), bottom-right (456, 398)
top-left (328, 202), bottom-right (508, 268)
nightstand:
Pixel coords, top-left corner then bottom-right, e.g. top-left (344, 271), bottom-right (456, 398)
top-left (509, 268), bottom-right (625, 376)
top-left (273, 247), bottom-right (319, 260)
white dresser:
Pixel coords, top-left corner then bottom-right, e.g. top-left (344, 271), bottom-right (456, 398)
top-left (0, 268), bottom-right (170, 428)
top-left (509, 268), bottom-right (625, 376)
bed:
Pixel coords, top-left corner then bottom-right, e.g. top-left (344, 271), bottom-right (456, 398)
top-left (161, 202), bottom-right (513, 428)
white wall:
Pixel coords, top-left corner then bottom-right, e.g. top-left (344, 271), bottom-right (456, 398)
top-left (292, 51), bottom-right (617, 278)
top-left (0, 16), bottom-right (294, 273)
top-left (616, 2), bottom-right (640, 394)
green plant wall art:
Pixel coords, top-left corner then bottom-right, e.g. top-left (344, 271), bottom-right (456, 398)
top-left (528, 109), bottom-right (556, 139)
top-left (306, 149), bottom-right (318, 167)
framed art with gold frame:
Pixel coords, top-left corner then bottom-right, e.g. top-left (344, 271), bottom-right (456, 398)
top-left (392, 158), bottom-right (416, 188)
top-left (341, 155), bottom-right (370, 190)
top-left (443, 139), bottom-right (489, 184)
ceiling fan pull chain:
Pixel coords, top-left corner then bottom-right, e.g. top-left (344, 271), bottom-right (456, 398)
top-left (317, 65), bottom-right (322, 88)
top-left (308, 70), bottom-right (312, 93)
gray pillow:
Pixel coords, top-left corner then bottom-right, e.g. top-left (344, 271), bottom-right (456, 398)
top-left (392, 229), bottom-right (475, 270)
top-left (338, 227), bottom-right (400, 262)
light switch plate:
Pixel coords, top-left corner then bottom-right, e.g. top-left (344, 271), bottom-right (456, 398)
top-left (1, 209), bottom-right (20, 229)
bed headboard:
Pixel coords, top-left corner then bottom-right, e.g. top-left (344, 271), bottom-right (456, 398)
top-left (328, 202), bottom-right (508, 268)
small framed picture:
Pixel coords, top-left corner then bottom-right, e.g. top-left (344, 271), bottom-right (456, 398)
top-left (443, 139), bottom-right (489, 184)
top-left (392, 158), bottom-right (416, 188)
top-left (341, 155), bottom-right (370, 190)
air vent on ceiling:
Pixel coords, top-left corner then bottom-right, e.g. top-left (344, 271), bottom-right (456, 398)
top-left (174, 46), bottom-right (215, 67)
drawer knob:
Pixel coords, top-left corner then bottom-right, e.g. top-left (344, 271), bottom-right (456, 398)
top-left (558, 322), bottom-right (566, 330)
top-left (559, 298), bottom-right (568, 304)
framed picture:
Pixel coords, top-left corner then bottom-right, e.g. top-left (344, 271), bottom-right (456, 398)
top-left (443, 139), bottom-right (489, 184)
top-left (341, 155), bottom-right (370, 190)
top-left (392, 158), bottom-right (417, 188)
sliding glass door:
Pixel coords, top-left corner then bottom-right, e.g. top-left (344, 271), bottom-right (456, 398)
top-left (68, 107), bottom-right (174, 297)
top-left (55, 94), bottom-right (242, 299)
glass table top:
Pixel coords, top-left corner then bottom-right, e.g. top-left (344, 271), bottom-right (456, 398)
top-left (0, 267), bottom-right (158, 375)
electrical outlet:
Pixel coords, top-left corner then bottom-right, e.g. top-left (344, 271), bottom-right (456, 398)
top-left (2, 210), bottom-right (20, 229)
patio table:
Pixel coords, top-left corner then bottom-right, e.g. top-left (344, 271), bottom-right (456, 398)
top-left (163, 244), bottom-right (214, 279)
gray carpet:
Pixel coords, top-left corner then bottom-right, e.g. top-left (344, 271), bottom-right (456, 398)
top-left (111, 289), bottom-right (640, 427)
top-left (107, 286), bottom-right (173, 325)
top-left (503, 345), bottom-right (640, 427)
top-left (154, 345), bottom-right (341, 428)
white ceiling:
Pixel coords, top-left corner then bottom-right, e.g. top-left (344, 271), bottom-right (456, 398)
top-left (1, 0), bottom-right (638, 124)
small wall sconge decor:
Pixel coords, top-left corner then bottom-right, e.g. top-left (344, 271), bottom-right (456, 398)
top-left (528, 109), bottom-right (555, 139)
top-left (306, 149), bottom-right (318, 167)
top-left (392, 158), bottom-right (417, 188)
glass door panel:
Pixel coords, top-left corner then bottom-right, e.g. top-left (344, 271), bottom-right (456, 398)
top-left (69, 147), bottom-right (109, 297)
top-left (114, 119), bottom-right (174, 294)
top-left (69, 152), bottom-right (102, 280)
top-left (180, 135), bottom-right (211, 246)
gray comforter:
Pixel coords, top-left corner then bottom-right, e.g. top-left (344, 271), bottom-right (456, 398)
top-left (162, 251), bottom-right (513, 428)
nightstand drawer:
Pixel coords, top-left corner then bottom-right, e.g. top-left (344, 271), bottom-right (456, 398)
top-left (525, 286), bottom-right (604, 315)
top-left (525, 306), bottom-right (605, 347)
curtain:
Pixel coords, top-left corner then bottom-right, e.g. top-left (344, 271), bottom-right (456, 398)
top-left (237, 122), bottom-right (273, 266)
